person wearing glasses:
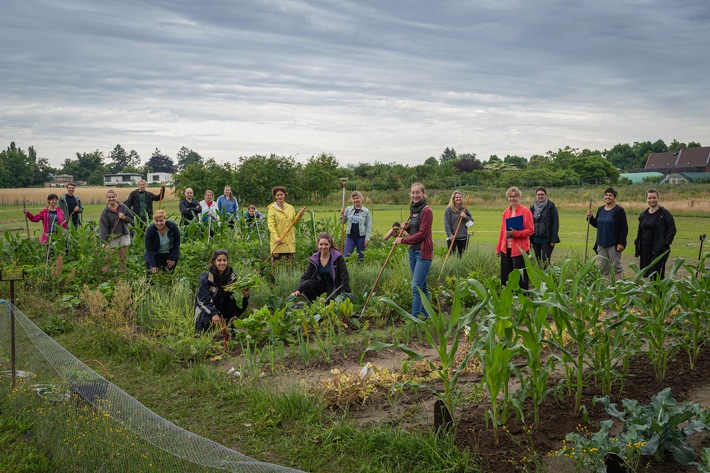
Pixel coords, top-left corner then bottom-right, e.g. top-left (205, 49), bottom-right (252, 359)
top-left (194, 250), bottom-right (250, 334)
top-left (586, 187), bottom-right (628, 281)
top-left (529, 187), bottom-right (560, 266)
top-left (495, 187), bottom-right (534, 289)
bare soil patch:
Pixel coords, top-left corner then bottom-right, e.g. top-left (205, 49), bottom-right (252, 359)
top-left (282, 340), bottom-right (710, 472)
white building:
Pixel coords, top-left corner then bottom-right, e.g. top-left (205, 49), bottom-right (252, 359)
top-left (147, 172), bottom-right (173, 186)
top-left (104, 173), bottom-right (143, 186)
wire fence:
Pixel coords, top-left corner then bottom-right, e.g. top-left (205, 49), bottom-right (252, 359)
top-left (0, 301), bottom-right (303, 473)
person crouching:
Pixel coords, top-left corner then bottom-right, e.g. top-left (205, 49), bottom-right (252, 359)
top-left (194, 250), bottom-right (250, 334)
top-left (291, 232), bottom-right (350, 301)
top-left (144, 210), bottom-right (180, 273)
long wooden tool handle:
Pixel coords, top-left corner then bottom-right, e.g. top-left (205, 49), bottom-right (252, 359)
top-left (272, 206), bottom-right (306, 255)
top-left (440, 195), bottom-right (471, 276)
top-left (361, 215), bottom-right (412, 316)
top-left (23, 200), bottom-right (30, 237)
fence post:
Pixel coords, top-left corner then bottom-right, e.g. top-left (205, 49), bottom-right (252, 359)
top-left (1, 268), bottom-right (24, 390)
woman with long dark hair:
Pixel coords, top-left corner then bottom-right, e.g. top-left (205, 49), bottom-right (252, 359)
top-left (194, 250), bottom-right (250, 333)
top-left (268, 186), bottom-right (303, 262)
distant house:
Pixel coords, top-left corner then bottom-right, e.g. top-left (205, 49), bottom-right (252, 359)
top-left (146, 172), bottom-right (173, 186)
top-left (44, 174), bottom-right (75, 188)
top-left (660, 172), bottom-right (710, 185)
top-left (104, 173), bottom-right (142, 187)
top-left (645, 147), bottom-right (710, 173)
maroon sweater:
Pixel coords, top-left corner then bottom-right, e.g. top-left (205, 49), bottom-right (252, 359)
top-left (402, 206), bottom-right (433, 260)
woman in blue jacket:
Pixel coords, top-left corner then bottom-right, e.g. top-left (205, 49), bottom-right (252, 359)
top-left (144, 210), bottom-right (181, 273)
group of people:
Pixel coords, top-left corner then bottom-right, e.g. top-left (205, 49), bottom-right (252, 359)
top-left (494, 186), bottom-right (675, 290)
top-left (24, 181), bottom-right (678, 330)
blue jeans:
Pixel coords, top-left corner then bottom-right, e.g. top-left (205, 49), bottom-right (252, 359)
top-left (344, 236), bottom-right (366, 261)
top-left (408, 249), bottom-right (432, 319)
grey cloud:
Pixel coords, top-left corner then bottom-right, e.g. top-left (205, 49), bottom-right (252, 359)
top-left (1, 0), bottom-right (709, 166)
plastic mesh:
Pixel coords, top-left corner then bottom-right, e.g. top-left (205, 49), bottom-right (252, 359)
top-left (0, 301), bottom-right (303, 473)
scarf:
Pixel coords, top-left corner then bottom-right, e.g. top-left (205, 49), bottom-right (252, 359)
top-left (210, 267), bottom-right (234, 304)
top-left (410, 197), bottom-right (427, 216)
top-left (533, 199), bottom-right (548, 219)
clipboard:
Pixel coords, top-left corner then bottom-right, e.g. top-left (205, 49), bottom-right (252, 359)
top-left (505, 215), bottom-right (523, 238)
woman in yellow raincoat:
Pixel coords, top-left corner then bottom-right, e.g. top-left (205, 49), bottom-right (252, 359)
top-left (268, 186), bottom-right (298, 262)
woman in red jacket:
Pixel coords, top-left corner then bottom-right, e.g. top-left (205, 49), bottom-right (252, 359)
top-left (395, 182), bottom-right (433, 319)
top-left (495, 187), bottom-right (534, 289)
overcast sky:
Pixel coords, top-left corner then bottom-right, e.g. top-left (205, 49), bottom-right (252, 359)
top-left (2, 0), bottom-right (709, 168)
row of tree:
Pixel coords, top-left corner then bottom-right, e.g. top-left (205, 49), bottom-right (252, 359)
top-left (0, 143), bottom-right (203, 187)
top-left (1, 139), bottom-right (703, 196)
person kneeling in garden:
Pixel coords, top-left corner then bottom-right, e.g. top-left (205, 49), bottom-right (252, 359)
top-left (144, 210), bottom-right (180, 273)
top-left (291, 232), bottom-right (350, 301)
top-left (194, 250), bottom-right (249, 334)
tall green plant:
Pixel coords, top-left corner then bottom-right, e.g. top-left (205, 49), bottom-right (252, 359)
top-left (367, 284), bottom-right (486, 430)
top-left (526, 257), bottom-right (611, 413)
top-left (514, 291), bottom-right (556, 427)
top-left (467, 274), bottom-right (521, 443)
top-left (677, 257), bottom-right (710, 369)
top-left (631, 258), bottom-right (683, 381)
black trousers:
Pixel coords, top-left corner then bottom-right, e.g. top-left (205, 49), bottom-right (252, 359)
top-left (501, 248), bottom-right (529, 290)
top-left (446, 238), bottom-right (468, 257)
top-left (531, 242), bottom-right (554, 266)
top-left (144, 253), bottom-right (175, 272)
top-left (639, 245), bottom-right (669, 279)
top-left (300, 279), bottom-right (330, 301)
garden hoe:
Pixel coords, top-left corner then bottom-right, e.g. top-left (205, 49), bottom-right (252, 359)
top-left (339, 178), bottom-right (347, 252)
top-left (698, 234), bottom-right (707, 278)
top-left (23, 199), bottom-right (30, 237)
top-left (584, 198), bottom-right (592, 263)
top-left (699, 234), bottom-right (707, 261)
top-left (158, 182), bottom-right (165, 210)
top-left (44, 214), bottom-right (58, 272)
top-left (357, 215), bottom-right (411, 318)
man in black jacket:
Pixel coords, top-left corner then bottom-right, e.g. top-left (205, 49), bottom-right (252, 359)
top-left (124, 179), bottom-right (165, 223)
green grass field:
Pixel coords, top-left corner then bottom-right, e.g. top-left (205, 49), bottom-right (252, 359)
top-left (4, 197), bottom-right (709, 269)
